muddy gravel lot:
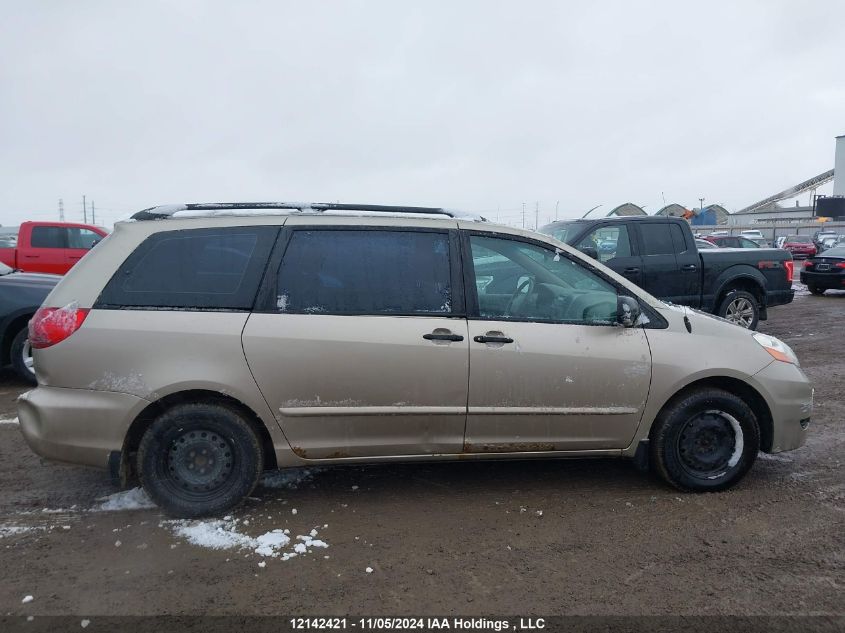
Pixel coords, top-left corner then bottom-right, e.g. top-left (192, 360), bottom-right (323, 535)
top-left (1, 287), bottom-right (843, 621)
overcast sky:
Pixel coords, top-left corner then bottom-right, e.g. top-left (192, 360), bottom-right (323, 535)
top-left (1, 1), bottom-right (843, 229)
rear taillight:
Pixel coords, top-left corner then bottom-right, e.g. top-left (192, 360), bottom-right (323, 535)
top-left (784, 260), bottom-right (794, 282)
top-left (836, 262), bottom-right (845, 269)
top-left (29, 304), bottom-right (90, 349)
top-left (804, 261), bottom-right (814, 269)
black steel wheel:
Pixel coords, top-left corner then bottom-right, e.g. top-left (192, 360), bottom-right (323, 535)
top-left (138, 402), bottom-right (263, 517)
top-left (651, 388), bottom-right (760, 492)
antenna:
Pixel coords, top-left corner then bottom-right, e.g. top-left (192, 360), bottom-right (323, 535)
top-left (581, 204), bottom-right (603, 219)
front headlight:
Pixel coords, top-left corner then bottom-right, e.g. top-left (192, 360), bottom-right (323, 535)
top-left (752, 333), bottom-right (799, 366)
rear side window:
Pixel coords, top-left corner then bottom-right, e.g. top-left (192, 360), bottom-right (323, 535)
top-left (276, 229), bottom-right (452, 315)
top-left (669, 224), bottom-right (688, 253)
top-left (67, 228), bottom-right (102, 249)
top-left (640, 223), bottom-right (675, 256)
top-left (31, 226), bottom-right (66, 248)
top-left (96, 227), bottom-right (278, 310)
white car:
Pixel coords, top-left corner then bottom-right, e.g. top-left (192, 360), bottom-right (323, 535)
top-left (740, 230), bottom-right (765, 241)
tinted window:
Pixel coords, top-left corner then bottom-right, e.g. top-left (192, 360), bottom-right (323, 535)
top-left (31, 226), bottom-right (65, 248)
top-left (669, 224), bottom-right (688, 252)
top-left (97, 227), bottom-right (277, 309)
top-left (67, 228), bottom-right (102, 249)
top-left (577, 225), bottom-right (632, 262)
top-left (640, 223), bottom-right (675, 256)
top-left (469, 235), bottom-right (618, 324)
top-left (277, 230), bottom-right (452, 315)
top-left (739, 237), bottom-right (760, 248)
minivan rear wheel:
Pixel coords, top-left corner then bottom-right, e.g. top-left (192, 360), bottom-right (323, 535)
top-left (650, 388), bottom-right (760, 492)
top-left (137, 403), bottom-right (263, 518)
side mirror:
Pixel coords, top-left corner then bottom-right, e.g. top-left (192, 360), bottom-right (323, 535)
top-left (579, 246), bottom-right (599, 260)
top-left (617, 295), bottom-right (641, 327)
top-left (90, 238), bottom-right (102, 249)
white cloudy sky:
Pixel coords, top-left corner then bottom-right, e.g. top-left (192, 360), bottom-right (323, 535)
top-left (1, 0), bottom-right (843, 228)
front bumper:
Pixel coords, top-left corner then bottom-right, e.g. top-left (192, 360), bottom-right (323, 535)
top-left (18, 386), bottom-right (148, 469)
top-left (752, 361), bottom-right (813, 453)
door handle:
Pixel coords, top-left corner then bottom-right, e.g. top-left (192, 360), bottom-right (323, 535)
top-left (623, 267), bottom-right (640, 275)
top-left (23, 255), bottom-right (39, 259)
top-left (681, 264), bottom-right (697, 272)
top-left (423, 332), bottom-right (464, 342)
top-left (473, 335), bottom-right (514, 344)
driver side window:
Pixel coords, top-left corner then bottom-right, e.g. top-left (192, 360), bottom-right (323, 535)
top-left (469, 234), bottom-right (618, 324)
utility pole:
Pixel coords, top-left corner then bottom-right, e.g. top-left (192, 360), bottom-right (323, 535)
top-left (534, 202), bottom-right (539, 230)
top-left (521, 202), bottom-right (526, 228)
top-left (83, 195), bottom-right (87, 223)
top-left (91, 200), bottom-right (96, 225)
top-left (58, 199), bottom-right (64, 221)
top-left (699, 197), bottom-right (705, 212)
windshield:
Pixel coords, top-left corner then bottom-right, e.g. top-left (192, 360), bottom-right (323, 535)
top-left (787, 235), bottom-right (812, 243)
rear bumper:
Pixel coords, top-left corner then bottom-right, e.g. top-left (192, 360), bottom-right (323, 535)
top-left (800, 271), bottom-right (845, 289)
top-left (752, 361), bottom-right (813, 453)
top-left (766, 288), bottom-right (794, 307)
top-left (18, 386), bottom-right (147, 469)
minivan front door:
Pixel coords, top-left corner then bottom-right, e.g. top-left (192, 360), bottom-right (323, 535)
top-left (463, 232), bottom-right (652, 452)
top-left (242, 225), bottom-right (468, 459)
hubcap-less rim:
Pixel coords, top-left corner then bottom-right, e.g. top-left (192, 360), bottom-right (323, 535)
top-left (22, 339), bottom-right (34, 371)
top-left (726, 298), bottom-right (754, 328)
top-left (677, 410), bottom-right (741, 478)
top-left (167, 429), bottom-right (234, 495)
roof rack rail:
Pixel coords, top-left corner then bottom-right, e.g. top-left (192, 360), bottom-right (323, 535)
top-left (130, 202), bottom-right (487, 222)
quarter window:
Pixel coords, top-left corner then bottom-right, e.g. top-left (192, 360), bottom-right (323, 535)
top-left (96, 227), bottom-right (277, 310)
top-left (277, 230), bottom-right (453, 315)
top-left (469, 235), bottom-right (618, 324)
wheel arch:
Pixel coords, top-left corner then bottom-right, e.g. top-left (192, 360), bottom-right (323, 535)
top-left (649, 376), bottom-right (774, 452)
top-left (122, 389), bottom-right (278, 480)
top-left (714, 273), bottom-right (765, 310)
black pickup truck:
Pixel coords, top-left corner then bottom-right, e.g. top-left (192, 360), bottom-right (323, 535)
top-left (539, 216), bottom-right (794, 330)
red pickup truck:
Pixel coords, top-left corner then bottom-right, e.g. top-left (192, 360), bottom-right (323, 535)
top-left (0, 221), bottom-right (109, 275)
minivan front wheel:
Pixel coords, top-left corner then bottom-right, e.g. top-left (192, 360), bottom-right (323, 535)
top-left (650, 388), bottom-right (760, 492)
top-left (137, 403), bottom-right (263, 518)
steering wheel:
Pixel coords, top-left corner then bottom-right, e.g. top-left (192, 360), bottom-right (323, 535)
top-left (506, 276), bottom-right (535, 316)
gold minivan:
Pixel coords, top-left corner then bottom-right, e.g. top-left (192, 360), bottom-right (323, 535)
top-left (18, 203), bottom-right (812, 517)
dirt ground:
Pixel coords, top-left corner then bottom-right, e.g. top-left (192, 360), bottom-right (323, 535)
top-left (1, 286), bottom-right (843, 619)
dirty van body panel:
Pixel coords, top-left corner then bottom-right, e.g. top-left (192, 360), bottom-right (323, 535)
top-left (33, 310), bottom-right (290, 447)
top-left (242, 314), bottom-right (469, 458)
top-left (464, 321), bottom-right (651, 451)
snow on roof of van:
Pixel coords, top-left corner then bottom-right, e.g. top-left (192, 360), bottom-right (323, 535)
top-left (130, 202), bottom-right (487, 222)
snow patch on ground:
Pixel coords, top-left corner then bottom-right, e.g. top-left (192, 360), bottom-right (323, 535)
top-left (0, 417), bottom-right (19, 425)
top-left (792, 283), bottom-right (811, 297)
top-left (164, 517), bottom-right (328, 560)
top-left (0, 526), bottom-right (44, 538)
top-left (94, 487), bottom-right (157, 512)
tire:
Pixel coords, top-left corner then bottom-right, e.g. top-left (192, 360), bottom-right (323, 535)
top-left (650, 388), bottom-right (760, 492)
top-left (717, 289), bottom-right (759, 330)
top-left (137, 403), bottom-right (264, 518)
top-left (10, 327), bottom-right (36, 385)
top-left (808, 285), bottom-right (826, 296)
